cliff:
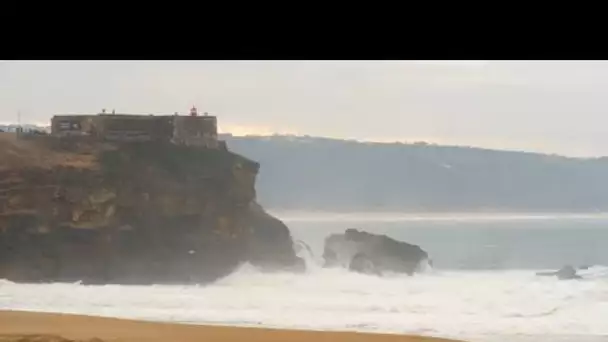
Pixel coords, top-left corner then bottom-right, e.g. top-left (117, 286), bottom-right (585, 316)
top-left (0, 133), bottom-right (304, 284)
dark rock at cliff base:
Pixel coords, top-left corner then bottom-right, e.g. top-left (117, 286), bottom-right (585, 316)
top-left (0, 135), bottom-right (303, 284)
top-left (322, 228), bottom-right (429, 276)
top-left (243, 202), bottom-right (305, 273)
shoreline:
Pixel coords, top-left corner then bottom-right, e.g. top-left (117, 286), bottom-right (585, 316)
top-left (269, 210), bottom-right (608, 223)
top-left (0, 310), bottom-right (461, 342)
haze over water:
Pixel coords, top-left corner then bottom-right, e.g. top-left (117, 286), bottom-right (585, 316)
top-left (3, 213), bottom-right (608, 342)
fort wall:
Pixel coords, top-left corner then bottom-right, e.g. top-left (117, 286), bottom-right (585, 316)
top-left (51, 113), bottom-right (219, 148)
top-left (172, 116), bottom-right (218, 148)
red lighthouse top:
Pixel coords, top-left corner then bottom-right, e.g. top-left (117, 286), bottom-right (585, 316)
top-left (190, 106), bottom-right (198, 116)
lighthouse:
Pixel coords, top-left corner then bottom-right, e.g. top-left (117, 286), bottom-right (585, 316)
top-left (190, 106), bottom-right (198, 117)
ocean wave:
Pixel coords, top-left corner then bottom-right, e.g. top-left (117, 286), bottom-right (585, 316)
top-left (2, 264), bottom-right (608, 341)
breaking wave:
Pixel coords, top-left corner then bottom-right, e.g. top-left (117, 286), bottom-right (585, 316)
top-left (4, 215), bottom-right (608, 342)
top-left (2, 264), bottom-right (608, 342)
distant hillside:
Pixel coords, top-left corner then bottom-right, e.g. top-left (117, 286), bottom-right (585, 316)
top-left (222, 134), bottom-right (608, 213)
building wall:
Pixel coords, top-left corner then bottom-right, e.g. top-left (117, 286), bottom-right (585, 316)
top-left (51, 116), bottom-right (95, 137)
top-left (172, 116), bottom-right (218, 148)
top-left (96, 115), bottom-right (174, 142)
top-left (51, 114), bottom-right (219, 148)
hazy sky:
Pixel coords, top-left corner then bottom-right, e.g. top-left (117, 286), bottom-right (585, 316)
top-left (1, 60), bottom-right (607, 157)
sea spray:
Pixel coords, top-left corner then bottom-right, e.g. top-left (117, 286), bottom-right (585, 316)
top-left (3, 265), bottom-right (608, 341)
top-left (294, 240), bottom-right (318, 269)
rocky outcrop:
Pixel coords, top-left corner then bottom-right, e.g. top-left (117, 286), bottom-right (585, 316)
top-left (535, 265), bottom-right (583, 280)
top-left (322, 228), bottom-right (429, 276)
top-left (0, 134), bottom-right (304, 284)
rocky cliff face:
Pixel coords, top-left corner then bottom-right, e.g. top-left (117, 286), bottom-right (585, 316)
top-left (323, 228), bottom-right (430, 276)
top-left (0, 134), bottom-right (304, 284)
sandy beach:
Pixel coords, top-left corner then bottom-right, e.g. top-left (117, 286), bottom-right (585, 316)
top-left (0, 310), bottom-right (460, 342)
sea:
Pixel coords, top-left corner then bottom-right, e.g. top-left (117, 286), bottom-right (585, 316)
top-left (2, 212), bottom-right (608, 342)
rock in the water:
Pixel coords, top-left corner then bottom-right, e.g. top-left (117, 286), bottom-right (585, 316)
top-left (535, 265), bottom-right (582, 280)
top-left (348, 252), bottom-right (380, 275)
top-left (322, 228), bottom-right (429, 276)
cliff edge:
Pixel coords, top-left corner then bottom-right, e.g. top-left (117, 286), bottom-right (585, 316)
top-left (0, 133), bottom-right (304, 284)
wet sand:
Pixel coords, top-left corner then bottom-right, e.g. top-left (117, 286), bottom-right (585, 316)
top-left (0, 310), bottom-right (461, 342)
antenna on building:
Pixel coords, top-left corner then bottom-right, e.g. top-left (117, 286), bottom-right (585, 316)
top-left (16, 110), bottom-right (23, 137)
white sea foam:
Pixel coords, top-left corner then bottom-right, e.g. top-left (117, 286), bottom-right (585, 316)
top-left (2, 264), bottom-right (608, 342)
